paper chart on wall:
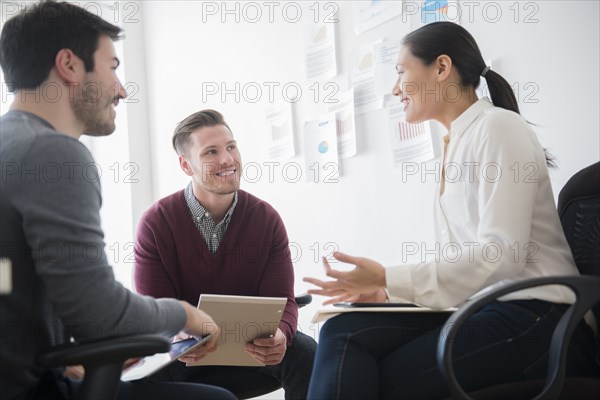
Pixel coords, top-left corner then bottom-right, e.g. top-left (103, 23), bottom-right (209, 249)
top-left (373, 39), bottom-right (402, 97)
top-left (414, 0), bottom-right (461, 29)
top-left (304, 22), bottom-right (337, 81)
top-left (387, 101), bottom-right (434, 167)
top-left (352, 0), bottom-right (403, 35)
top-left (303, 117), bottom-right (339, 183)
top-left (265, 103), bottom-right (295, 160)
top-left (352, 44), bottom-right (383, 114)
top-left (329, 89), bottom-right (357, 159)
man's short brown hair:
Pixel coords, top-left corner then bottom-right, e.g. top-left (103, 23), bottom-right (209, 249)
top-left (172, 109), bottom-right (232, 155)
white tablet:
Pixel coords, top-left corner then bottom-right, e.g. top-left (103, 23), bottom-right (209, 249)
top-left (187, 294), bottom-right (287, 367)
top-left (121, 334), bottom-right (212, 381)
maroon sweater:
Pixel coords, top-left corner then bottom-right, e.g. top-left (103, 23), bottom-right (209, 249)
top-left (134, 189), bottom-right (298, 343)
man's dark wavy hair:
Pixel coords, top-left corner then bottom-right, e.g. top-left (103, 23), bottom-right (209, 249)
top-left (0, 0), bottom-right (122, 92)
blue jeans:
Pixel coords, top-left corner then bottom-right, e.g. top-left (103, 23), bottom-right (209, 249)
top-left (307, 300), bottom-right (598, 400)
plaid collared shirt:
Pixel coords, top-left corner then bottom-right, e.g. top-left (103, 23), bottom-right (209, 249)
top-left (184, 182), bottom-right (238, 254)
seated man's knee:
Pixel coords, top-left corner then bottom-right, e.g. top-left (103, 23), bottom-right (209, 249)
top-left (285, 331), bottom-right (317, 366)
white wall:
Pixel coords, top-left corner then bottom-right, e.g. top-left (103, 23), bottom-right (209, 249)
top-left (459, 1), bottom-right (600, 189)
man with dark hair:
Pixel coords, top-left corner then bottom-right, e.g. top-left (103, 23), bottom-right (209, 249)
top-left (0, 2), bottom-right (235, 399)
top-left (134, 109), bottom-right (316, 400)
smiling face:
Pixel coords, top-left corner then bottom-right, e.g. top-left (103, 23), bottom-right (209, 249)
top-left (72, 35), bottom-right (127, 136)
top-left (179, 124), bottom-right (242, 199)
top-left (392, 46), bottom-right (444, 124)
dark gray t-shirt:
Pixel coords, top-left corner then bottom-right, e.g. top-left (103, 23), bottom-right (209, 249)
top-left (0, 110), bottom-right (185, 399)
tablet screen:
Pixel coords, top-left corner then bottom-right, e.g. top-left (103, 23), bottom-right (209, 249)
top-left (121, 335), bottom-right (212, 381)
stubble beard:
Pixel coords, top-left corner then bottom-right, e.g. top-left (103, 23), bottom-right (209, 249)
top-left (72, 80), bottom-right (116, 137)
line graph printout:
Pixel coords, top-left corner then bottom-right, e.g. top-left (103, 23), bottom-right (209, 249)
top-left (304, 22), bottom-right (337, 81)
top-left (352, 1), bottom-right (403, 34)
top-left (374, 39), bottom-right (401, 97)
top-left (415, 0), bottom-right (461, 28)
top-left (352, 45), bottom-right (383, 114)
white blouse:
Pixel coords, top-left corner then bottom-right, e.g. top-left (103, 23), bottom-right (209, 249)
top-left (386, 98), bottom-right (579, 309)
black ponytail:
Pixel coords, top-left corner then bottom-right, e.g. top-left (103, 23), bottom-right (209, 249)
top-left (402, 22), bottom-right (554, 167)
top-left (481, 69), bottom-right (520, 115)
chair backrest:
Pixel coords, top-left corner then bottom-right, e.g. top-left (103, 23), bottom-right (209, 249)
top-left (557, 161), bottom-right (600, 368)
top-left (557, 162), bottom-right (600, 277)
top-left (558, 162), bottom-right (600, 276)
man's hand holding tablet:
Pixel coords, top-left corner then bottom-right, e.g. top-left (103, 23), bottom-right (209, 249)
top-left (121, 333), bottom-right (216, 381)
top-left (178, 301), bottom-right (221, 350)
top-left (174, 332), bottom-right (218, 364)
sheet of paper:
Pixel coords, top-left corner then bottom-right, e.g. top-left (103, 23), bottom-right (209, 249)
top-left (329, 89), bottom-right (357, 159)
top-left (265, 103), bottom-right (295, 160)
top-left (303, 117), bottom-right (339, 183)
top-left (352, 44), bottom-right (383, 114)
top-left (415, 0), bottom-right (461, 28)
top-left (352, 0), bottom-right (403, 34)
top-left (312, 305), bottom-right (457, 324)
top-left (304, 22), bottom-right (337, 81)
top-left (0, 258), bottom-right (12, 294)
top-left (387, 101), bottom-right (435, 167)
top-left (374, 39), bottom-right (402, 97)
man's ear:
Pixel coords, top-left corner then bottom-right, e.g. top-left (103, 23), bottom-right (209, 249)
top-left (435, 54), bottom-right (453, 82)
top-left (54, 49), bottom-right (84, 85)
top-left (179, 155), bottom-right (194, 176)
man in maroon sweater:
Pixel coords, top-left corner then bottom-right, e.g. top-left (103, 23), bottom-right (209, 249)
top-left (134, 109), bottom-right (316, 399)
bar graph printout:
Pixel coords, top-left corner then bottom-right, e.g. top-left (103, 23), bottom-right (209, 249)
top-left (387, 101), bottom-right (434, 167)
top-left (265, 103), bottom-right (295, 160)
top-left (329, 89), bottom-right (357, 159)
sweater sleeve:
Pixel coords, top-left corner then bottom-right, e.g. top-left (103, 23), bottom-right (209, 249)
top-left (19, 137), bottom-right (186, 340)
top-left (134, 207), bottom-right (178, 299)
top-left (259, 209), bottom-right (298, 345)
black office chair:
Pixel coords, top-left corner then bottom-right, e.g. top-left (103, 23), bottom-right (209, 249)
top-left (37, 334), bottom-right (171, 400)
top-left (437, 162), bottom-right (600, 400)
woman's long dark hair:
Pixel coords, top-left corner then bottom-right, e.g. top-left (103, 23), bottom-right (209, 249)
top-left (402, 22), bottom-right (554, 167)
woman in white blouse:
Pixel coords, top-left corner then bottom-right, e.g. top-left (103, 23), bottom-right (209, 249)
top-left (304, 22), bottom-right (597, 399)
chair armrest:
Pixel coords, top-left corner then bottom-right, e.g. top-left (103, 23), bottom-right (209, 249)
top-left (295, 293), bottom-right (313, 309)
top-left (37, 334), bottom-right (171, 368)
top-left (437, 275), bottom-right (600, 400)
top-left (37, 334), bottom-right (171, 400)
